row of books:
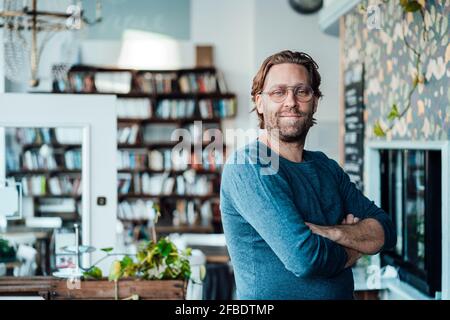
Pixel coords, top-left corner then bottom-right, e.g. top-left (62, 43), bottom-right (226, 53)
top-left (178, 73), bottom-right (217, 93)
top-left (117, 198), bottom-right (214, 228)
top-left (136, 72), bottom-right (177, 94)
top-left (117, 172), bottom-right (215, 196)
top-left (19, 148), bottom-right (81, 171)
top-left (117, 150), bottom-right (147, 170)
top-left (118, 124), bottom-right (140, 145)
top-left (117, 98), bottom-right (153, 119)
top-left (117, 148), bottom-right (222, 171)
top-left (154, 99), bottom-right (196, 119)
top-left (7, 127), bottom-right (82, 145)
top-left (199, 98), bottom-right (236, 118)
top-left (117, 199), bottom-right (159, 221)
top-left (36, 198), bottom-right (80, 213)
top-left (172, 199), bottom-right (214, 227)
top-left (55, 69), bottom-right (228, 95)
top-left (18, 175), bottom-right (82, 196)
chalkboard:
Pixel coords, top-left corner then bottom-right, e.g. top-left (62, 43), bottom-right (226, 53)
top-left (343, 65), bottom-right (365, 191)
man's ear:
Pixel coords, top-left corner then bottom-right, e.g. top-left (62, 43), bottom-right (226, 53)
top-left (312, 96), bottom-right (318, 114)
top-left (255, 94), bottom-right (264, 115)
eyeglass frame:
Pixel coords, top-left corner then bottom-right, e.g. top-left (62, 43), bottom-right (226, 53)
top-left (258, 84), bottom-right (315, 103)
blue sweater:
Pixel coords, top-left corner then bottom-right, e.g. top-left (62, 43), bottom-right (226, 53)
top-left (220, 140), bottom-right (396, 300)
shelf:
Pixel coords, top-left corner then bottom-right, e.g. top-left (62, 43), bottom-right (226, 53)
top-left (118, 168), bottom-right (221, 175)
top-left (45, 91), bottom-right (236, 99)
top-left (117, 220), bottom-right (215, 234)
top-left (155, 225), bottom-right (214, 234)
top-left (118, 141), bottom-right (220, 149)
top-left (117, 117), bottom-right (233, 124)
top-left (118, 194), bottom-right (219, 201)
top-left (7, 169), bottom-right (81, 175)
top-left (27, 194), bottom-right (82, 200)
top-left (22, 143), bottom-right (81, 150)
top-left (68, 65), bottom-right (217, 74)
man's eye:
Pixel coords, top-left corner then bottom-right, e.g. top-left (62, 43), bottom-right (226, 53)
top-left (295, 88), bottom-right (310, 96)
top-left (271, 90), bottom-right (285, 96)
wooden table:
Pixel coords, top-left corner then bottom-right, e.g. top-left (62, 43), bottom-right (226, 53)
top-left (0, 276), bottom-right (186, 300)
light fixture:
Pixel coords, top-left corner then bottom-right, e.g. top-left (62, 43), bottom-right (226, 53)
top-left (0, 0), bottom-right (102, 87)
top-left (289, 0), bottom-right (323, 14)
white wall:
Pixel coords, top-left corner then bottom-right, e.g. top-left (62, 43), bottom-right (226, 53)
top-left (253, 0), bottom-right (340, 160)
top-left (191, 0), bottom-right (341, 159)
top-left (191, 0), bottom-right (257, 148)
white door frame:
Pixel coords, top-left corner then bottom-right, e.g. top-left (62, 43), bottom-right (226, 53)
top-left (0, 93), bottom-right (117, 271)
top-left (365, 140), bottom-right (450, 300)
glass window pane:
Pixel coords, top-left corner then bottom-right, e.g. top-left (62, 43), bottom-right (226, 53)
top-left (403, 150), bottom-right (426, 270)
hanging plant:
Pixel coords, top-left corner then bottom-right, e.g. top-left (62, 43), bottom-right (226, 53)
top-left (370, 0), bottom-right (429, 137)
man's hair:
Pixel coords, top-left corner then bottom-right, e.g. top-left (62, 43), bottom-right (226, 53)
top-left (251, 50), bottom-right (323, 129)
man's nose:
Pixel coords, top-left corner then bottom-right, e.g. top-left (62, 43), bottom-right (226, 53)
top-left (283, 89), bottom-right (297, 107)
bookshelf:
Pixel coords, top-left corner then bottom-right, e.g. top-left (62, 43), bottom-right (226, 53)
top-left (51, 64), bottom-right (236, 239)
top-left (4, 127), bottom-right (83, 227)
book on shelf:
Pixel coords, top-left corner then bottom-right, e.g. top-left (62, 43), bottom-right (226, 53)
top-left (54, 128), bottom-right (83, 144)
top-left (64, 149), bottom-right (82, 170)
top-left (37, 198), bottom-right (77, 213)
top-left (155, 99), bottom-right (196, 119)
top-left (22, 149), bottom-right (58, 170)
top-left (117, 199), bottom-right (157, 221)
top-left (117, 124), bottom-right (140, 145)
top-left (94, 71), bottom-right (132, 94)
top-left (143, 124), bottom-right (179, 143)
top-left (198, 98), bottom-right (236, 118)
top-left (117, 98), bottom-right (152, 119)
top-left (117, 149), bottom-right (148, 170)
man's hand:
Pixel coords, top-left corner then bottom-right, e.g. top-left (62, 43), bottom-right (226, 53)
top-left (344, 247), bottom-right (362, 268)
top-left (306, 214), bottom-right (363, 268)
top-left (305, 214), bottom-right (385, 255)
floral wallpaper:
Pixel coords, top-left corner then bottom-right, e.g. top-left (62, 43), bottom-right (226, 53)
top-left (343, 0), bottom-right (450, 141)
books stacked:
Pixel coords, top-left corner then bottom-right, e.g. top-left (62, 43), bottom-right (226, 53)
top-left (54, 128), bottom-right (83, 144)
top-left (117, 150), bottom-right (148, 170)
top-left (117, 98), bottom-right (153, 119)
top-left (14, 128), bottom-right (52, 145)
top-left (178, 73), bottom-right (217, 93)
top-left (143, 124), bottom-right (179, 143)
top-left (154, 99), bottom-right (196, 119)
top-left (48, 175), bottom-right (82, 195)
top-left (22, 149), bottom-right (58, 170)
top-left (118, 124), bottom-right (140, 145)
top-left (19, 175), bottom-right (82, 197)
top-left (117, 199), bottom-right (158, 221)
top-left (148, 148), bottom-right (189, 171)
top-left (172, 199), bottom-right (214, 227)
top-left (94, 72), bottom-right (132, 94)
top-left (64, 149), bottom-right (82, 170)
top-left (37, 198), bottom-right (77, 213)
top-left (198, 98), bottom-right (236, 118)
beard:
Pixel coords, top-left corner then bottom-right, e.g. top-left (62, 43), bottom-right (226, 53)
top-left (265, 108), bottom-right (315, 143)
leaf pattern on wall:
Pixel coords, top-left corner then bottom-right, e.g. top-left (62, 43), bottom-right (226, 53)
top-left (344, 0), bottom-right (450, 141)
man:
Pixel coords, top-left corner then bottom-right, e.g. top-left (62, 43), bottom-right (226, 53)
top-left (220, 50), bottom-right (396, 300)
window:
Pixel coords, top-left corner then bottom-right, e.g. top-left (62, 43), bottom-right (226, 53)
top-left (379, 149), bottom-right (441, 297)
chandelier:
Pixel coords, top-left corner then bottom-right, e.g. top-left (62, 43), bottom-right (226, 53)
top-left (0, 0), bottom-right (102, 87)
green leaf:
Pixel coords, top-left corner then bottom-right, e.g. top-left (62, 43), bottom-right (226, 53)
top-left (121, 256), bottom-right (133, 268)
top-left (83, 266), bottom-right (103, 280)
top-left (109, 260), bottom-right (122, 281)
top-left (373, 121), bottom-right (386, 137)
top-left (387, 104), bottom-right (400, 121)
top-left (403, 1), bottom-right (421, 12)
top-left (101, 247), bottom-right (114, 253)
top-left (399, 0), bottom-right (409, 7)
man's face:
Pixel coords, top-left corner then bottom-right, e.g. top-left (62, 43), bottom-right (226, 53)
top-left (256, 63), bottom-right (318, 143)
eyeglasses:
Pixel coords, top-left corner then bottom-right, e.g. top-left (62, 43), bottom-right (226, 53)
top-left (259, 85), bottom-right (314, 103)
